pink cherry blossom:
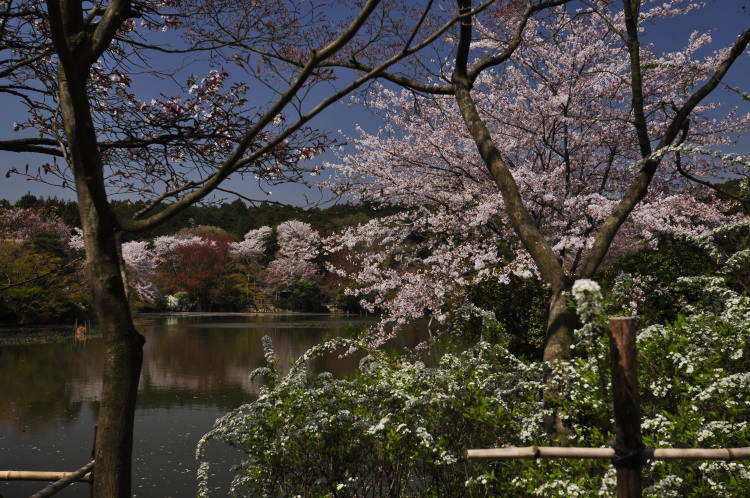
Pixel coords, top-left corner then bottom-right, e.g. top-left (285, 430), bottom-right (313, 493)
top-left (325, 1), bottom-right (750, 343)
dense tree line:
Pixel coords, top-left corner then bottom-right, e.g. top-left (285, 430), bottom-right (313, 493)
top-left (0, 199), bottom-right (394, 325)
top-left (2, 194), bottom-right (400, 239)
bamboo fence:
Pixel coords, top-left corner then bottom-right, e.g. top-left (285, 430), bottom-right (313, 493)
top-left (27, 460), bottom-right (95, 498)
top-left (467, 446), bottom-right (750, 460)
top-left (466, 317), bottom-right (750, 498)
top-left (0, 468), bottom-right (92, 482)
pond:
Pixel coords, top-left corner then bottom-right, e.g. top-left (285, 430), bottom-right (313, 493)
top-left (0, 313), bottom-right (424, 497)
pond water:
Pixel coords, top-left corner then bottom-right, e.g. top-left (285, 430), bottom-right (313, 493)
top-left (0, 314), bottom-right (423, 497)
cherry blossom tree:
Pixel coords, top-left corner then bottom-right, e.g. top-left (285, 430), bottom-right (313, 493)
top-left (0, 0), bottom-right (489, 493)
top-left (264, 220), bottom-right (321, 294)
top-left (327, 0), bottom-right (750, 377)
top-left (120, 240), bottom-right (159, 303)
top-left (276, 219), bottom-right (321, 260)
top-left (0, 207), bottom-right (72, 243)
top-left (229, 225), bottom-right (272, 262)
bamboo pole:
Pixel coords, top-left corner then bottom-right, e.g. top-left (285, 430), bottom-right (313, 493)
top-left (468, 446), bottom-right (612, 459)
top-left (27, 460), bottom-right (95, 498)
top-left (0, 469), bottom-right (92, 482)
top-left (90, 424), bottom-right (97, 498)
top-left (467, 447), bottom-right (750, 461)
top-left (609, 317), bottom-right (642, 498)
top-left (649, 447), bottom-right (750, 460)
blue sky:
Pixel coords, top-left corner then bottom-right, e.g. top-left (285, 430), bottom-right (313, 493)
top-left (0, 1), bottom-right (748, 205)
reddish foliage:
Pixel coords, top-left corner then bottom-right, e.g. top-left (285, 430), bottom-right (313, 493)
top-left (171, 234), bottom-right (233, 294)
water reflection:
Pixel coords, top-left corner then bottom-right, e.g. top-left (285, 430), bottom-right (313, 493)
top-left (0, 314), bottom-right (425, 497)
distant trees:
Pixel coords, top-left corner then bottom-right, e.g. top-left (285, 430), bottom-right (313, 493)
top-left (264, 220), bottom-right (322, 295)
top-left (0, 209), bottom-right (85, 324)
top-left (0, 206), bottom-right (365, 318)
top-left (0, 207), bottom-right (72, 242)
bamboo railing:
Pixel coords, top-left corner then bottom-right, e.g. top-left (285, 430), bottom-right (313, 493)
top-left (468, 446), bottom-right (750, 460)
top-left (27, 460), bottom-right (95, 498)
top-left (467, 317), bottom-right (750, 498)
top-left (0, 468), bottom-right (92, 482)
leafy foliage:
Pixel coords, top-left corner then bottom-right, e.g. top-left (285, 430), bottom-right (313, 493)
top-left (279, 280), bottom-right (327, 313)
top-left (467, 275), bottom-right (549, 360)
top-left (198, 224), bottom-right (750, 497)
top-left (0, 239), bottom-right (86, 325)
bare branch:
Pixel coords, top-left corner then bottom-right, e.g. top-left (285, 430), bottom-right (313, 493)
top-left (0, 137), bottom-right (64, 156)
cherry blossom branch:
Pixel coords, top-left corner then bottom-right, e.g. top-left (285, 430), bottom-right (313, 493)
top-left (0, 49), bottom-right (51, 79)
top-left (132, 179), bottom-right (206, 219)
top-left (452, 0), bottom-right (567, 289)
top-left (113, 36), bottom-right (233, 54)
top-left (118, 1), bottom-right (383, 231)
top-left (117, 0), bottom-right (492, 232)
top-left (579, 27), bottom-right (750, 277)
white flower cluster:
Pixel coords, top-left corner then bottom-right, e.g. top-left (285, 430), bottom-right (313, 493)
top-left (571, 279), bottom-right (605, 353)
top-left (198, 222), bottom-right (750, 496)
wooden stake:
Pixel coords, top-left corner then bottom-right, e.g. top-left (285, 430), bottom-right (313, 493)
top-left (609, 317), bottom-right (641, 498)
top-left (91, 424), bottom-right (97, 498)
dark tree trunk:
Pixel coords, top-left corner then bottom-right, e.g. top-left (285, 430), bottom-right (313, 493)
top-left (450, 1), bottom-right (575, 441)
top-left (542, 285), bottom-right (576, 442)
top-left (543, 287), bottom-right (575, 363)
top-left (82, 220), bottom-right (144, 498)
top-left (56, 50), bottom-right (145, 497)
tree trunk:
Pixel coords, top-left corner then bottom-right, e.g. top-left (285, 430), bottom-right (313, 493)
top-left (542, 285), bottom-right (576, 442)
top-left (543, 287), bottom-right (575, 363)
top-left (75, 155), bottom-right (144, 498)
top-left (57, 55), bottom-right (144, 498)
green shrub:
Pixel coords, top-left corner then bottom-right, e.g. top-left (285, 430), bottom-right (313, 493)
top-left (280, 279), bottom-right (327, 312)
top-left (467, 275), bottom-right (548, 359)
top-left (198, 224), bottom-right (750, 497)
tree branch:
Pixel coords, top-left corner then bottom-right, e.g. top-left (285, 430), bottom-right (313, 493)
top-left (467, 0), bottom-right (570, 83)
top-left (623, 0), bottom-right (651, 157)
top-left (117, 0), bottom-right (491, 232)
top-left (450, 0), bottom-right (567, 290)
top-left (579, 27), bottom-right (750, 277)
top-left (0, 137), bottom-right (64, 156)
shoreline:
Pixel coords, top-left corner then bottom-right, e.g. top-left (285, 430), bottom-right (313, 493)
top-left (0, 311), bottom-right (374, 344)
top-left (136, 311), bottom-right (360, 318)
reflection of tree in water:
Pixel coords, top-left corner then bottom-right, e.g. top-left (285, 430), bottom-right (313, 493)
top-left (0, 340), bottom-right (102, 429)
top-left (139, 319), bottom-right (380, 395)
top-left (0, 317), bottom-right (427, 431)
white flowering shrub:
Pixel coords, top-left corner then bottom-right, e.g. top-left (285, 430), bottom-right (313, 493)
top-left (197, 225), bottom-right (750, 497)
top-left (196, 324), bottom-right (548, 497)
top-left (164, 291), bottom-right (192, 311)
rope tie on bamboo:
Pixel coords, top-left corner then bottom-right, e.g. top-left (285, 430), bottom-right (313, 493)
top-left (726, 448), bottom-right (735, 462)
top-left (611, 444), bottom-right (647, 468)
